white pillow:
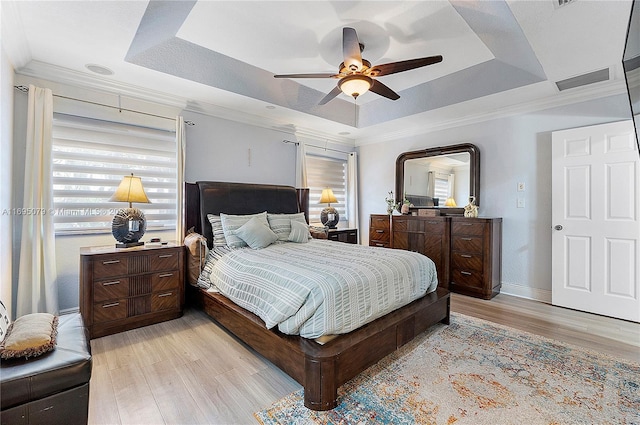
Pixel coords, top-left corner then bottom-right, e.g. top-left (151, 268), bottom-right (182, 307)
top-left (235, 216), bottom-right (279, 249)
top-left (267, 212), bottom-right (309, 242)
top-left (220, 212), bottom-right (268, 249)
top-left (288, 220), bottom-right (311, 243)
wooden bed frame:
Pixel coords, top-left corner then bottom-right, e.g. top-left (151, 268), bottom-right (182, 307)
top-left (184, 181), bottom-right (450, 411)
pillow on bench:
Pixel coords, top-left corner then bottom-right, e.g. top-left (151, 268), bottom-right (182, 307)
top-left (0, 305), bottom-right (58, 360)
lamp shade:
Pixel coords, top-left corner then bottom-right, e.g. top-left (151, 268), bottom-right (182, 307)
top-left (319, 188), bottom-right (338, 204)
top-left (444, 197), bottom-right (457, 207)
top-left (338, 75), bottom-right (373, 98)
top-left (109, 173), bottom-right (150, 207)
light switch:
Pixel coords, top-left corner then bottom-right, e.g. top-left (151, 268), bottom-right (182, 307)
top-left (517, 198), bottom-right (525, 208)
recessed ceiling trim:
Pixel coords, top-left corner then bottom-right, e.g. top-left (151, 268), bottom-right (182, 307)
top-left (555, 68), bottom-right (610, 91)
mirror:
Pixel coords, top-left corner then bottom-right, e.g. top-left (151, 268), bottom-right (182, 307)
top-left (395, 143), bottom-right (480, 215)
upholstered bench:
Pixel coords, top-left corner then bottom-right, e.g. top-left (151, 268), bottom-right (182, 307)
top-left (1, 312), bottom-right (92, 425)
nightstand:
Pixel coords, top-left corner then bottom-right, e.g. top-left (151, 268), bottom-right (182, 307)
top-left (327, 228), bottom-right (358, 244)
top-left (79, 243), bottom-right (184, 339)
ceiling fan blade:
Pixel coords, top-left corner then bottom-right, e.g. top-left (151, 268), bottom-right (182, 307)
top-left (318, 86), bottom-right (343, 105)
top-left (274, 73), bottom-right (337, 79)
top-left (370, 55), bottom-right (443, 77)
top-left (369, 79), bottom-right (400, 101)
top-left (343, 27), bottom-right (363, 71)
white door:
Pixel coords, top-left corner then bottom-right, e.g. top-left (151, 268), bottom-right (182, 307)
top-left (552, 120), bottom-right (640, 323)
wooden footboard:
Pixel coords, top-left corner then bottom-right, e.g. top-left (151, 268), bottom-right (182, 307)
top-left (188, 286), bottom-right (450, 410)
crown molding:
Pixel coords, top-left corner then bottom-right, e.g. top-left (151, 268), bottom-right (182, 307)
top-left (1, 1), bottom-right (31, 69)
top-left (354, 79), bottom-right (628, 146)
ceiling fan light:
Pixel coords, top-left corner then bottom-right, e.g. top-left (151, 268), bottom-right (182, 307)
top-left (338, 75), bottom-right (373, 98)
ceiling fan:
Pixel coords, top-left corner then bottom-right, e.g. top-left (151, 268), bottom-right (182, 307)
top-left (274, 27), bottom-right (443, 105)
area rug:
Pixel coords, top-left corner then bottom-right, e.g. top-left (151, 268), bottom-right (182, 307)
top-left (255, 313), bottom-right (639, 425)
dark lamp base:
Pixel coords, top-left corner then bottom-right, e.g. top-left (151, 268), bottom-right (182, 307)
top-left (115, 241), bottom-right (144, 248)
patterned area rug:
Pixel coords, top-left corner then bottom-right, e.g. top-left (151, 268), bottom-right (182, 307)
top-left (255, 313), bottom-right (639, 425)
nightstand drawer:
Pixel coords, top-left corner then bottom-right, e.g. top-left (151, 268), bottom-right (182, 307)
top-left (150, 251), bottom-right (180, 271)
top-left (93, 299), bottom-right (127, 322)
top-left (152, 270), bottom-right (180, 292)
top-left (93, 256), bottom-right (128, 278)
top-left (451, 251), bottom-right (483, 271)
top-left (93, 278), bottom-right (129, 302)
top-left (452, 235), bottom-right (483, 253)
top-left (152, 290), bottom-right (179, 311)
top-left (451, 221), bottom-right (485, 236)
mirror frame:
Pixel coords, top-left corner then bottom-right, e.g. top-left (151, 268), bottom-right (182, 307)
top-left (395, 143), bottom-right (480, 215)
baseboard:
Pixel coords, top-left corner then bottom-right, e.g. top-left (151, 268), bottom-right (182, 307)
top-left (500, 282), bottom-right (552, 304)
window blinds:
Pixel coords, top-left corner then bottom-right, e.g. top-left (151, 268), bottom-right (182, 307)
top-left (305, 154), bottom-right (347, 225)
top-left (51, 114), bottom-right (177, 234)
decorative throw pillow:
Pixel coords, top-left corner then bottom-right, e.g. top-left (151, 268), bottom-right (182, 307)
top-left (0, 313), bottom-right (59, 360)
top-left (0, 301), bottom-right (10, 343)
top-left (220, 212), bottom-right (268, 249)
top-left (234, 216), bottom-right (279, 249)
top-left (309, 226), bottom-right (328, 239)
top-left (288, 220), bottom-right (311, 243)
top-left (184, 229), bottom-right (208, 257)
top-left (267, 212), bottom-right (309, 242)
top-left (206, 214), bottom-right (230, 248)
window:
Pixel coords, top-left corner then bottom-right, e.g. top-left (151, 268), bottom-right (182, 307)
top-left (51, 114), bottom-right (177, 234)
top-left (305, 154), bottom-right (347, 224)
top-left (433, 173), bottom-right (450, 200)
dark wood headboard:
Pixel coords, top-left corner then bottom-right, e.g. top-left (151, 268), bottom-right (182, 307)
top-left (185, 181), bottom-right (309, 247)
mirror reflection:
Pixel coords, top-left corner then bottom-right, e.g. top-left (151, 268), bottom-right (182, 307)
top-left (403, 153), bottom-right (471, 208)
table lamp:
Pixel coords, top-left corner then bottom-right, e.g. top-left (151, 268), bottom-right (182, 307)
top-left (319, 188), bottom-right (339, 228)
top-left (109, 173), bottom-right (151, 248)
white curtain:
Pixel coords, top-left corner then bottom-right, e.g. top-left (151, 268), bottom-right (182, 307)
top-left (347, 152), bottom-right (359, 240)
top-left (17, 85), bottom-right (58, 316)
top-left (295, 141), bottom-right (308, 188)
top-left (176, 116), bottom-right (186, 241)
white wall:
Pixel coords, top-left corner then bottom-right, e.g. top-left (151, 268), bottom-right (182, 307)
top-left (358, 93), bottom-right (632, 301)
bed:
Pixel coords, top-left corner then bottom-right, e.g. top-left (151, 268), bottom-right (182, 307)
top-left (184, 181), bottom-right (450, 411)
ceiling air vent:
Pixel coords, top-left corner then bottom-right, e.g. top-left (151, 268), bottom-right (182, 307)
top-left (554, 0), bottom-right (577, 9)
top-left (555, 68), bottom-right (610, 91)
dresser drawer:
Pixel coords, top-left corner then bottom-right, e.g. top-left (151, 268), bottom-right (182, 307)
top-left (423, 219), bottom-right (446, 234)
top-left (451, 221), bottom-right (485, 236)
top-left (93, 277), bottom-right (129, 302)
top-left (370, 215), bottom-right (390, 230)
top-left (93, 299), bottom-right (127, 322)
top-left (452, 235), bottom-right (483, 253)
top-left (152, 290), bottom-right (179, 311)
top-left (451, 268), bottom-right (484, 288)
top-left (392, 217), bottom-right (408, 231)
top-left (150, 250), bottom-right (180, 271)
top-left (369, 228), bottom-right (390, 243)
top-left (451, 251), bottom-right (483, 271)
top-left (93, 256), bottom-right (128, 278)
top-left (152, 270), bottom-right (180, 292)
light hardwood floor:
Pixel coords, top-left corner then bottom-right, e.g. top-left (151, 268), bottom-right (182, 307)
top-left (88, 293), bottom-right (640, 425)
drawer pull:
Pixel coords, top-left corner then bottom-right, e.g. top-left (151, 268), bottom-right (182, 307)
top-left (158, 292), bottom-right (173, 298)
top-left (158, 254), bottom-right (173, 258)
top-left (158, 273), bottom-right (173, 278)
top-left (102, 302), bottom-right (120, 308)
top-left (102, 280), bottom-right (120, 286)
top-left (460, 223), bottom-right (473, 226)
top-left (461, 237), bottom-right (473, 241)
top-left (461, 254), bottom-right (472, 258)
top-left (427, 221), bottom-right (439, 224)
top-left (376, 230), bottom-right (384, 233)
top-left (461, 271), bottom-right (472, 276)
top-left (102, 260), bottom-right (120, 265)
top-left (375, 243), bottom-right (385, 247)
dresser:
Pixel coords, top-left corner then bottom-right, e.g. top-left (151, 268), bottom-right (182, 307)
top-left (80, 243), bottom-right (184, 339)
top-left (369, 214), bottom-right (502, 299)
top-left (449, 217), bottom-right (502, 299)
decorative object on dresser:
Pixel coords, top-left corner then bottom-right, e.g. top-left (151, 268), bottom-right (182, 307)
top-left (463, 196), bottom-right (479, 218)
top-left (449, 217), bottom-right (502, 299)
top-left (80, 243), bottom-right (184, 339)
top-left (369, 214), bottom-right (502, 299)
top-left (319, 188), bottom-right (339, 228)
top-left (327, 228), bottom-right (358, 244)
top-left (109, 173), bottom-right (151, 248)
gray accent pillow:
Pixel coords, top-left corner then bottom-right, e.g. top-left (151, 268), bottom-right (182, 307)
top-left (267, 212), bottom-right (309, 242)
top-left (220, 211), bottom-right (268, 249)
top-left (288, 220), bottom-right (311, 243)
top-left (235, 216), bottom-right (279, 249)
top-left (206, 214), bottom-right (229, 248)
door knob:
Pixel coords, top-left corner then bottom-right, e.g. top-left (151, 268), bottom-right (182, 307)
top-left (554, 225), bottom-right (563, 231)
